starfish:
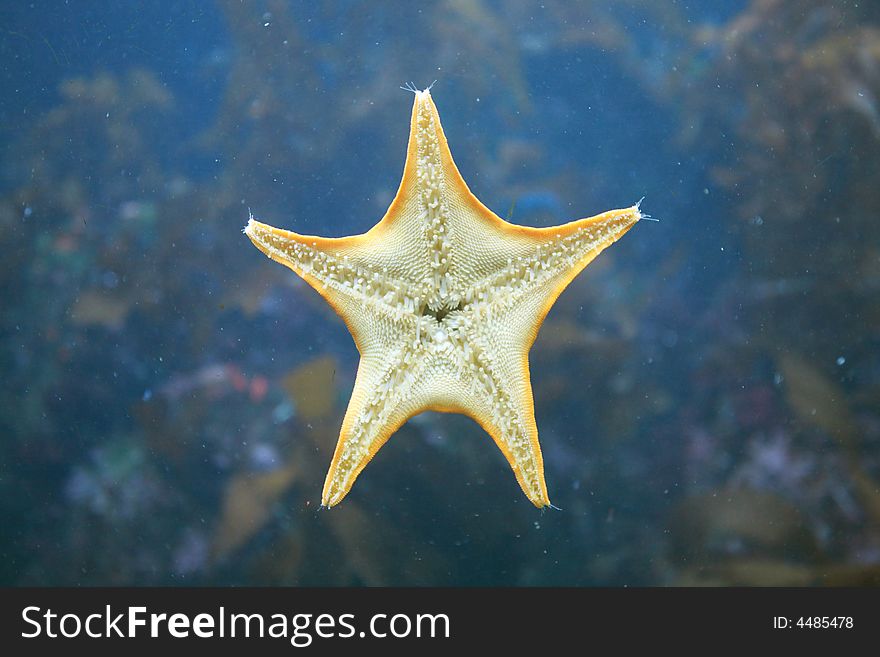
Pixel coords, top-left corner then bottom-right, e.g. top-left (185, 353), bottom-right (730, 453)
top-left (245, 87), bottom-right (642, 508)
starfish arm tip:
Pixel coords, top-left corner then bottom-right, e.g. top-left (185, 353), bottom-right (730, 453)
top-left (322, 489), bottom-right (343, 508)
top-left (400, 80), bottom-right (438, 99)
top-left (634, 196), bottom-right (659, 222)
top-left (529, 491), bottom-right (553, 509)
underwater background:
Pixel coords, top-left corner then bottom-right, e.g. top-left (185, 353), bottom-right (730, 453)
top-left (2, 0), bottom-right (879, 586)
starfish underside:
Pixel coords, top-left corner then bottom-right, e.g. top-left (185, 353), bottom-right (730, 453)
top-left (245, 89), bottom-right (641, 508)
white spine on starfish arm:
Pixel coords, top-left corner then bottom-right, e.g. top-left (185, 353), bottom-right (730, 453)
top-left (400, 80), bottom-right (438, 95)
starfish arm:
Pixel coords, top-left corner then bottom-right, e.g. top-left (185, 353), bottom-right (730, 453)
top-left (245, 218), bottom-right (423, 346)
top-left (322, 341), bottom-right (427, 507)
top-left (393, 89), bottom-right (470, 214)
top-left (451, 331), bottom-right (549, 507)
top-left (477, 205), bottom-right (643, 341)
top-left (372, 89), bottom-right (541, 307)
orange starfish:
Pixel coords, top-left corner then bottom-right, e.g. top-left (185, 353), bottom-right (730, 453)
top-left (246, 87), bottom-right (642, 508)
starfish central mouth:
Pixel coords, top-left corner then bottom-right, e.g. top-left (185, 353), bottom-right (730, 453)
top-left (422, 300), bottom-right (465, 323)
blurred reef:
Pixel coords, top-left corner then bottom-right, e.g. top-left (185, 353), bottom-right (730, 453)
top-left (1, 0), bottom-right (880, 585)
